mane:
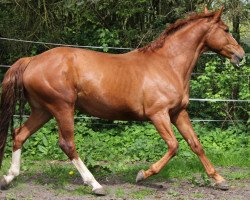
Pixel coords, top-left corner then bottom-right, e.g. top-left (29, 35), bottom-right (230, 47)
top-left (139, 11), bottom-right (216, 52)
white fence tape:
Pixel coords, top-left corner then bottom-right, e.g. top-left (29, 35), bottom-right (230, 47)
top-left (189, 98), bottom-right (250, 103)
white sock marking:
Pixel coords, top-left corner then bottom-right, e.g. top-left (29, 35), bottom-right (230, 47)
top-left (72, 158), bottom-right (103, 191)
top-left (4, 149), bottom-right (21, 184)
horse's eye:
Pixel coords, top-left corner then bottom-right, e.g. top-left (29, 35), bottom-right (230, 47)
top-left (225, 29), bottom-right (229, 33)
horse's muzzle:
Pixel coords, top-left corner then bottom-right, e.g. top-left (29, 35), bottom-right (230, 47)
top-left (231, 49), bottom-right (245, 67)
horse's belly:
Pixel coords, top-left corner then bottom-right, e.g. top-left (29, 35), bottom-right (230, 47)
top-left (75, 94), bottom-right (145, 121)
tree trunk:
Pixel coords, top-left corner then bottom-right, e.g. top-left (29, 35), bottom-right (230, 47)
top-left (232, 15), bottom-right (240, 42)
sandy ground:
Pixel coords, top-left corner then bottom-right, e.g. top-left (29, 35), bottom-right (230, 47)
top-left (0, 167), bottom-right (249, 200)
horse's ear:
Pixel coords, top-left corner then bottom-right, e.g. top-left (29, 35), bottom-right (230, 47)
top-left (212, 6), bottom-right (224, 22)
top-left (204, 7), bottom-right (209, 14)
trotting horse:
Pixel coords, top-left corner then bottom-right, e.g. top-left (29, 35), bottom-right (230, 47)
top-left (0, 7), bottom-right (245, 195)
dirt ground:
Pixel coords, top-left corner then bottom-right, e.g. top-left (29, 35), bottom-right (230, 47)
top-left (0, 167), bottom-right (249, 200)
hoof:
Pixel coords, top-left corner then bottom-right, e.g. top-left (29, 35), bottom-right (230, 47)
top-left (214, 181), bottom-right (229, 190)
top-left (0, 177), bottom-right (9, 190)
top-left (136, 170), bottom-right (145, 183)
top-left (93, 187), bottom-right (106, 196)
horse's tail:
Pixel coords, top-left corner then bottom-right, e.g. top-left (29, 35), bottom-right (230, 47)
top-left (0, 57), bottom-right (31, 167)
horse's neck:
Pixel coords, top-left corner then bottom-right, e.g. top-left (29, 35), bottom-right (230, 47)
top-left (160, 20), bottom-right (209, 87)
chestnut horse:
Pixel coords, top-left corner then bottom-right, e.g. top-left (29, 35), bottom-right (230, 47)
top-left (0, 7), bottom-right (245, 195)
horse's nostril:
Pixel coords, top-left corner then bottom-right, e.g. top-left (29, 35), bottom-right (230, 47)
top-left (234, 52), bottom-right (244, 63)
top-left (238, 55), bottom-right (244, 62)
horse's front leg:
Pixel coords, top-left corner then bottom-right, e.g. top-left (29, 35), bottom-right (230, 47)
top-left (173, 109), bottom-right (229, 190)
top-left (136, 110), bottom-right (179, 182)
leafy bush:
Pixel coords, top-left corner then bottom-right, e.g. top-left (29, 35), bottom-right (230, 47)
top-left (189, 56), bottom-right (249, 122)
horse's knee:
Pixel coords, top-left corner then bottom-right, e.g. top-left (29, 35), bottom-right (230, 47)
top-left (59, 139), bottom-right (76, 159)
top-left (13, 127), bottom-right (22, 136)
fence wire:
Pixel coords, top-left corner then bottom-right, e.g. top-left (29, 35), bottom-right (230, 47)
top-left (0, 36), bottom-right (219, 54)
top-left (0, 37), bottom-right (132, 50)
top-left (13, 115), bottom-right (247, 123)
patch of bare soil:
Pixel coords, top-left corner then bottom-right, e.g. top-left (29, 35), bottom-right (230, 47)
top-left (0, 167), bottom-right (249, 200)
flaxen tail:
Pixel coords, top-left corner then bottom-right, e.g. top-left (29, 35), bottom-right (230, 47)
top-left (0, 58), bottom-right (31, 167)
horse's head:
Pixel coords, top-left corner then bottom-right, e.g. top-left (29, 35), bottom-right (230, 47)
top-left (205, 7), bottom-right (245, 66)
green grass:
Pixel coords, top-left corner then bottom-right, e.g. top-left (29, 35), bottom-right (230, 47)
top-left (115, 188), bottom-right (126, 198)
top-left (129, 188), bottom-right (155, 199)
top-left (55, 185), bottom-right (92, 196)
top-left (192, 192), bottom-right (205, 198)
top-left (225, 168), bottom-right (250, 180)
top-left (5, 192), bottom-right (17, 200)
top-left (167, 189), bottom-right (180, 197)
top-left (206, 149), bottom-right (250, 167)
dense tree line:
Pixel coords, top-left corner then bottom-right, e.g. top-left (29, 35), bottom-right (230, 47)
top-left (0, 0), bottom-right (249, 64)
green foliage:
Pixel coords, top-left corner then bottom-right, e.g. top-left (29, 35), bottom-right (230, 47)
top-left (96, 28), bottom-right (120, 52)
top-left (1, 0), bottom-right (248, 65)
top-left (189, 56), bottom-right (250, 121)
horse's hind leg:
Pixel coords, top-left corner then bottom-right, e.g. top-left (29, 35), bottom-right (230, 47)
top-left (50, 104), bottom-right (105, 196)
top-left (0, 108), bottom-right (51, 189)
